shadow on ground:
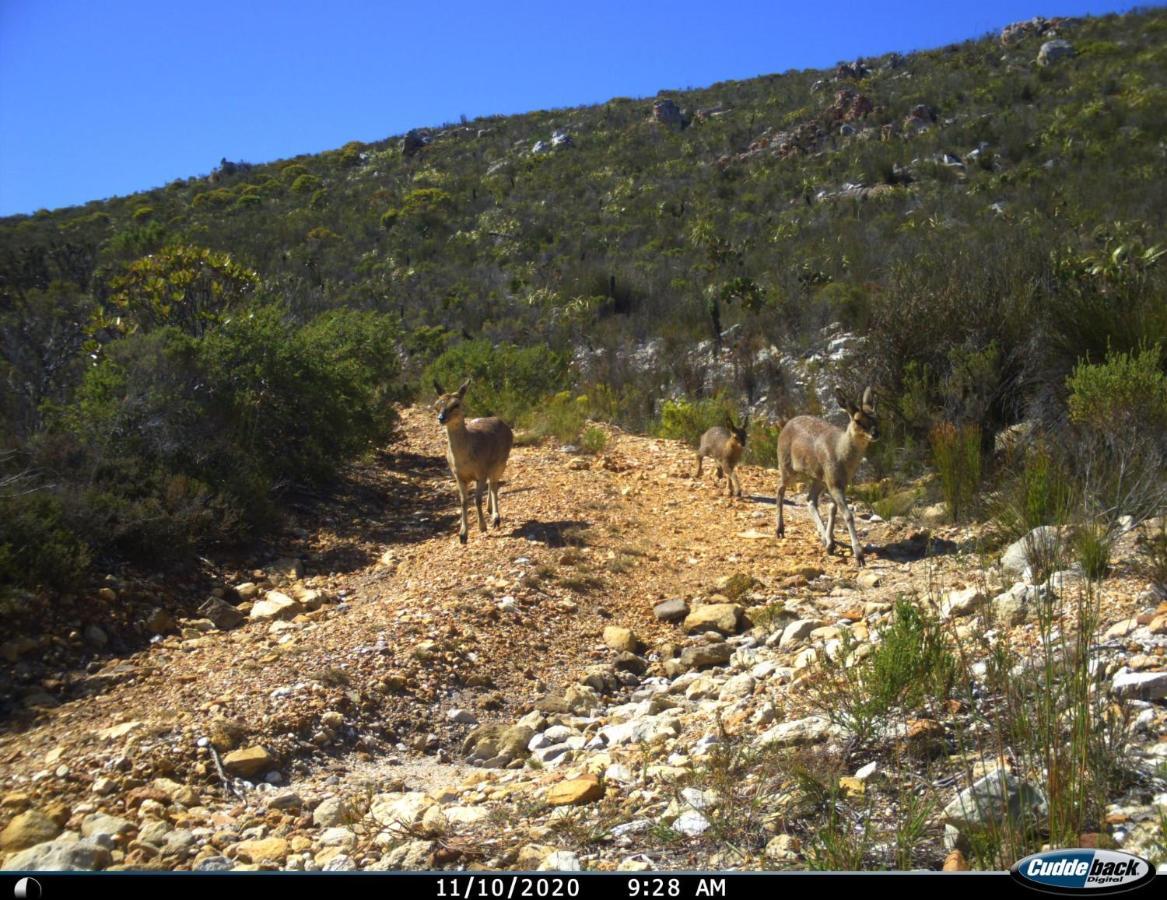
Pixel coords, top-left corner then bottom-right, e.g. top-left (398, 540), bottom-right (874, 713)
top-left (289, 449), bottom-right (460, 575)
top-left (508, 520), bottom-right (593, 548)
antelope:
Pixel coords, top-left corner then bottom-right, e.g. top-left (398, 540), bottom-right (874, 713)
top-left (775, 387), bottom-right (878, 567)
top-left (695, 415), bottom-right (749, 497)
top-left (433, 379), bottom-right (515, 544)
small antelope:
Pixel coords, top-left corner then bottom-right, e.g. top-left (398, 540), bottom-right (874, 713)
top-left (433, 379), bottom-right (514, 544)
top-left (695, 415), bottom-right (749, 497)
top-left (776, 387), bottom-right (878, 567)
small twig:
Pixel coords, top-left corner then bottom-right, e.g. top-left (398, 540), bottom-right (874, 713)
top-left (207, 745), bottom-right (246, 801)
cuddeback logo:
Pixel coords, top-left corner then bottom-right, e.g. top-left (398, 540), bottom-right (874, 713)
top-left (1011, 849), bottom-right (1157, 894)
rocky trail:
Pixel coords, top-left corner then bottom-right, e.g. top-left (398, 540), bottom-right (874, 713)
top-left (1, 407), bottom-right (1165, 871)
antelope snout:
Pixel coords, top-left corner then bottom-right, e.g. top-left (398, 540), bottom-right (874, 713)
top-left (438, 410), bottom-right (448, 424)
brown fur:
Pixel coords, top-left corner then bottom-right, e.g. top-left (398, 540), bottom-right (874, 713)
top-left (775, 387), bottom-right (878, 566)
top-left (695, 420), bottom-right (748, 497)
top-left (433, 380), bottom-right (514, 543)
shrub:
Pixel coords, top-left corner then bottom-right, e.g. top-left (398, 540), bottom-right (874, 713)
top-left (1066, 343), bottom-right (1167, 432)
top-left (929, 421), bottom-right (982, 522)
top-left (656, 395), bottom-right (738, 447)
top-left (424, 340), bottom-right (570, 424)
top-left (44, 305), bottom-right (407, 564)
top-left (814, 596), bottom-right (956, 744)
top-left (580, 425), bottom-right (609, 454)
top-left (291, 174), bottom-right (322, 193)
top-left (0, 487), bottom-right (90, 592)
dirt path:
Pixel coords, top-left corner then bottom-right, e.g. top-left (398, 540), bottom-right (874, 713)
top-left (0, 406), bottom-right (899, 798)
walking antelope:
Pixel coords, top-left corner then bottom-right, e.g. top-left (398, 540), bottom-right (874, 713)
top-left (775, 387), bottom-right (878, 567)
top-left (695, 415), bottom-right (749, 497)
top-left (433, 379), bottom-right (514, 544)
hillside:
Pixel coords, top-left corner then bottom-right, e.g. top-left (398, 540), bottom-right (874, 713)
top-left (1, 406), bottom-right (1163, 871)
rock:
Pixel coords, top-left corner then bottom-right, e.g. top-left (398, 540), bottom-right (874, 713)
top-left (672, 810), bottom-right (711, 836)
top-left (683, 604), bottom-right (744, 636)
top-left (1111, 670), bottom-right (1167, 701)
top-left (546, 775), bottom-right (603, 806)
top-left (461, 724), bottom-right (534, 766)
top-left (941, 587), bottom-right (988, 621)
top-left (603, 626), bottom-right (641, 653)
top-left (613, 652), bottom-right (648, 676)
top-left (778, 619), bottom-right (819, 649)
top-left (370, 792), bottom-right (431, 829)
top-left (765, 834), bottom-right (801, 862)
top-left (145, 608), bottom-right (177, 633)
top-left (920, 503), bottom-right (948, 524)
top-left (678, 643), bottom-right (733, 672)
top-left (420, 806), bottom-right (448, 837)
top-left (0, 810), bottom-right (62, 851)
top-left (755, 716), bottom-right (840, 747)
top-left (267, 791), bottom-right (302, 812)
top-left (857, 572), bottom-right (881, 590)
top-left (653, 599), bottom-right (689, 622)
top-left (1000, 526), bottom-right (1063, 579)
top-left (4, 836), bottom-right (112, 871)
top-left (652, 99), bottom-right (684, 129)
top-left (235, 582), bottom-right (259, 599)
top-left (163, 829), bottom-right (196, 858)
top-left (447, 708), bottom-right (478, 725)
top-left (83, 624), bottom-right (108, 648)
top-left (1104, 618), bottom-right (1140, 640)
top-left (402, 130), bottom-right (430, 157)
top-left (249, 591), bottom-right (303, 622)
top-left (312, 797), bottom-right (351, 828)
top-left (80, 813), bottom-right (132, 843)
top-left (233, 837), bottom-right (289, 864)
top-left (138, 820), bottom-right (172, 846)
top-left (1037, 40), bottom-right (1074, 66)
top-left (222, 745), bottom-right (275, 777)
top-left (198, 597), bottom-right (245, 630)
top-left (97, 721), bottom-right (142, 741)
top-left (944, 849), bottom-right (971, 871)
top-left (718, 673), bottom-right (756, 701)
top-left (1, 637), bottom-right (38, 663)
top-left (942, 771), bottom-right (1047, 831)
top-left (445, 806), bottom-right (489, 826)
top-left (994, 582), bottom-right (1048, 625)
top-left (270, 557), bottom-right (303, 580)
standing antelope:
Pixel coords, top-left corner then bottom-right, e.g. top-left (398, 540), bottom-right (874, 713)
top-left (775, 387), bottom-right (878, 567)
top-left (433, 379), bottom-right (514, 544)
top-left (695, 415), bottom-right (749, 497)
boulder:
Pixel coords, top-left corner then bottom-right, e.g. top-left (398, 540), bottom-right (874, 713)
top-left (682, 603), bottom-right (744, 636)
top-left (1037, 40), bottom-right (1075, 66)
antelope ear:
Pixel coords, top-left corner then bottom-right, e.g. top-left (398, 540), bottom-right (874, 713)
top-left (433, 379), bottom-right (446, 397)
top-left (862, 386), bottom-right (875, 412)
top-left (835, 389), bottom-right (856, 414)
top-left (457, 379), bottom-right (471, 398)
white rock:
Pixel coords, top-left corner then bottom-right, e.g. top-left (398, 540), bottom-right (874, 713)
top-left (672, 810), bottom-right (711, 837)
top-left (1112, 670), bottom-right (1167, 701)
top-left (941, 587), bottom-right (987, 621)
top-left (754, 715), bottom-right (841, 748)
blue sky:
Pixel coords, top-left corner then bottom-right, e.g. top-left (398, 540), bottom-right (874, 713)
top-left (0, 0), bottom-right (1150, 216)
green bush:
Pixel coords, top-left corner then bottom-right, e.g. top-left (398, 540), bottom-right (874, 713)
top-left (656, 395), bottom-right (738, 447)
top-left (814, 596), bottom-right (956, 744)
top-left (1066, 343), bottom-right (1167, 431)
top-left (0, 488), bottom-right (90, 592)
top-left (580, 425), bottom-right (609, 454)
top-left (42, 304), bottom-right (407, 564)
top-left (424, 340), bottom-right (570, 424)
top-left (929, 421), bottom-right (982, 522)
